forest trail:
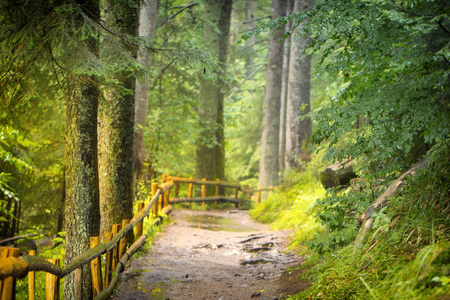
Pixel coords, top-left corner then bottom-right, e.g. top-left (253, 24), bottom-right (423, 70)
top-left (113, 209), bottom-right (307, 300)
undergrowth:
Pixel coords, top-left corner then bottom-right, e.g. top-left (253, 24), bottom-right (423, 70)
top-left (285, 141), bottom-right (450, 299)
top-left (250, 151), bottom-right (327, 250)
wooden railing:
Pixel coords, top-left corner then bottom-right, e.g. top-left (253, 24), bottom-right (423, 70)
top-left (0, 174), bottom-right (273, 300)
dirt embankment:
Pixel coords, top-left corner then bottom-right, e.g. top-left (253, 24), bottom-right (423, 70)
top-left (113, 209), bottom-right (308, 300)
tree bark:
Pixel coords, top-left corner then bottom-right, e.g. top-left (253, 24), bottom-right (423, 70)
top-left (134, 0), bottom-right (159, 182)
top-left (285, 0), bottom-right (315, 171)
top-left (64, 2), bottom-right (101, 299)
top-left (99, 0), bottom-right (140, 237)
top-left (258, 0), bottom-right (287, 188)
top-left (278, 0), bottom-right (294, 177)
top-left (196, 0), bottom-right (232, 192)
top-left (319, 160), bottom-right (356, 189)
top-left (245, 0), bottom-right (257, 79)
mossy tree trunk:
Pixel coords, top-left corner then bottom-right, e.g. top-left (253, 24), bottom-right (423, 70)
top-left (258, 0), bottom-right (287, 188)
top-left (285, 0), bottom-right (314, 170)
top-left (196, 0), bottom-right (232, 193)
top-left (134, 0), bottom-right (159, 183)
top-left (64, 2), bottom-right (101, 299)
top-left (99, 0), bottom-right (140, 237)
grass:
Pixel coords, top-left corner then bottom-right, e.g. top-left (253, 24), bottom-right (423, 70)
top-left (252, 141), bottom-right (450, 299)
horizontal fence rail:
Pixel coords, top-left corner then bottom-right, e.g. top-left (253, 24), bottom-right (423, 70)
top-left (0, 174), bottom-right (274, 300)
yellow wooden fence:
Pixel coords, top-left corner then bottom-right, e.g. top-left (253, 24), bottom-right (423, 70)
top-left (0, 174), bottom-right (273, 300)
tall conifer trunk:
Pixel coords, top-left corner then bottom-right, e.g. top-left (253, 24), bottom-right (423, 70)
top-left (134, 0), bottom-right (159, 182)
top-left (64, 2), bottom-right (100, 299)
top-left (245, 0), bottom-right (257, 79)
top-left (258, 0), bottom-right (287, 188)
top-left (99, 0), bottom-right (139, 237)
top-left (278, 0), bottom-right (294, 177)
top-left (196, 0), bottom-right (232, 188)
top-left (285, 0), bottom-right (314, 170)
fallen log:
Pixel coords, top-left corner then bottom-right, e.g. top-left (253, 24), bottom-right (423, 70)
top-left (354, 160), bottom-right (424, 249)
top-left (0, 233), bottom-right (47, 245)
top-left (319, 160), bottom-right (356, 189)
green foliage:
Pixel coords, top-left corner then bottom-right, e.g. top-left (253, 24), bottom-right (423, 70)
top-left (289, 139), bottom-right (450, 299)
top-left (308, 188), bottom-right (378, 255)
top-left (250, 151), bottom-right (327, 249)
top-left (248, 0), bottom-right (450, 174)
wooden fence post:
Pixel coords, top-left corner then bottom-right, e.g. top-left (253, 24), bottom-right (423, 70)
top-left (164, 187), bottom-right (171, 208)
top-left (215, 178), bottom-right (220, 205)
top-left (151, 182), bottom-right (159, 216)
top-left (160, 177), bottom-right (165, 211)
top-left (257, 186), bottom-right (262, 204)
top-left (0, 247), bottom-right (19, 300)
top-left (104, 232), bottom-right (113, 287)
top-left (28, 250), bottom-right (36, 300)
top-left (215, 178), bottom-right (220, 196)
top-left (119, 219), bottom-right (130, 259)
top-left (159, 192), bottom-right (164, 212)
top-left (187, 176), bottom-right (194, 207)
top-left (90, 237), bottom-right (103, 296)
top-left (111, 224), bottom-right (121, 271)
top-left (174, 174), bottom-right (180, 198)
top-left (74, 268), bottom-right (82, 300)
top-left (201, 178), bottom-right (206, 208)
top-left (135, 202), bottom-right (145, 237)
top-left (269, 185), bottom-right (274, 197)
top-left (45, 259), bottom-right (60, 300)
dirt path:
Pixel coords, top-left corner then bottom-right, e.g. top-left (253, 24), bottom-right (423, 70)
top-left (113, 209), bottom-right (305, 300)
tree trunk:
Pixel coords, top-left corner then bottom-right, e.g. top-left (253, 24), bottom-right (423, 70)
top-left (99, 0), bottom-right (140, 237)
top-left (196, 0), bottom-right (232, 193)
top-left (245, 0), bottom-right (257, 79)
top-left (258, 0), bottom-right (287, 188)
top-left (278, 0), bottom-right (294, 177)
top-left (285, 0), bottom-right (314, 171)
top-left (134, 0), bottom-right (159, 182)
top-left (64, 2), bottom-right (101, 299)
top-left (56, 171), bottom-right (65, 234)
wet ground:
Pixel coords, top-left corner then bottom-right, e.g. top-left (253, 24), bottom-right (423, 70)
top-left (113, 209), bottom-right (307, 300)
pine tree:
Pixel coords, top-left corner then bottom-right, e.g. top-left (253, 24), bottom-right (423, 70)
top-left (196, 0), bottom-right (233, 189)
top-left (285, 0), bottom-right (314, 170)
top-left (258, 0), bottom-right (287, 188)
top-left (98, 0), bottom-right (140, 236)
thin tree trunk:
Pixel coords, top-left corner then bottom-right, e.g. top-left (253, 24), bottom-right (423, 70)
top-left (245, 0), bottom-right (257, 79)
top-left (64, 2), bottom-right (101, 299)
top-left (278, 0), bottom-right (294, 177)
top-left (134, 0), bottom-right (159, 182)
top-left (57, 170), bottom-right (65, 234)
top-left (196, 0), bottom-right (232, 193)
top-left (258, 0), bottom-right (287, 188)
top-left (99, 0), bottom-right (140, 237)
top-left (215, 0), bottom-right (233, 187)
top-left (285, 0), bottom-right (314, 171)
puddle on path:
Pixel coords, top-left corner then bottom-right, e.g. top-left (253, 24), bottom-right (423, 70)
top-left (181, 214), bottom-right (260, 232)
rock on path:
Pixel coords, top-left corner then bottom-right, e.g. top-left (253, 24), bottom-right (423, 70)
top-left (113, 209), bottom-right (301, 300)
